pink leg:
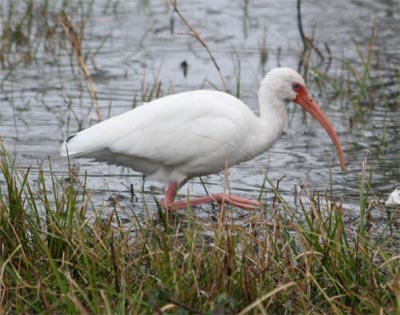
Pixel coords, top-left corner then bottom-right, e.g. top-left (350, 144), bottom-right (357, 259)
top-left (160, 182), bottom-right (179, 210)
top-left (161, 182), bottom-right (262, 211)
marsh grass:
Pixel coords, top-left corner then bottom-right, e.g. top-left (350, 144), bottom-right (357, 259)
top-left (312, 26), bottom-right (398, 116)
top-left (0, 0), bottom-right (105, 125)
top-left (0, 145), bottom-right (398, 314)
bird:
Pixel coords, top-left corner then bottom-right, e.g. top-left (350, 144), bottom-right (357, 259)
top-left (60, 67), bottom-right (345, 211)
top-left (385, 187), bottom-right (400, 207)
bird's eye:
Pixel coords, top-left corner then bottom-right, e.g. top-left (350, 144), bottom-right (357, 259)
top-left (292, 82), bottom-right (301, 92)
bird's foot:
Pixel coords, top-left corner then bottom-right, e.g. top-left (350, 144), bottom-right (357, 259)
top-left (161, 193), bottom-right (262, 211)
top-left (213, 193), bottom-right (262, 210)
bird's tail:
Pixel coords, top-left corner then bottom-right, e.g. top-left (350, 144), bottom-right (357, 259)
top-left (59, 131), bottom-right (106, 158)
top-left (59, 135), bottom-right (79, 157)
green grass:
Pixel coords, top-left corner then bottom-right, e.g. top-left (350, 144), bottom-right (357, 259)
top-left (0, 145), bottom-right (398, 314)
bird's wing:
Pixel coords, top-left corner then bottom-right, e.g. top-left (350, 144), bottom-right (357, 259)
top-left (62, 90), bottom-right (254, 169)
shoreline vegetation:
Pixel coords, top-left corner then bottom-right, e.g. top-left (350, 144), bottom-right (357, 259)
top-left (0, 0), bottom-right (399, 314)
top-left (0, 143), bottom-right (398, 314)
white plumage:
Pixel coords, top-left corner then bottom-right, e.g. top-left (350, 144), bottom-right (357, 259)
top-left (61, 67), bottom-right (345, 210)
top-left (385, 187), bottom-right (400, 207)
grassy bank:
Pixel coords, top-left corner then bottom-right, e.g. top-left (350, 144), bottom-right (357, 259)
top-left (0, 145), bottom-right (398, 314)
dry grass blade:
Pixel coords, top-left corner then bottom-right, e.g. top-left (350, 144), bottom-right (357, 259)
top-left (59, 12), bottom-right (102, 121)
top-left (169, 0), bottom-right (228, 91)
top-left (237, 282), bottom-right (296, 315)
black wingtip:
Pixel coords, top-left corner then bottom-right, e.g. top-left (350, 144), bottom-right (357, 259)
top-left (66, 135), bottom-right (76, 143)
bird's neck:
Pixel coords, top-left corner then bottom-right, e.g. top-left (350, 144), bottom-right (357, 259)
top-left (258, 84), bottom-right (288, 136)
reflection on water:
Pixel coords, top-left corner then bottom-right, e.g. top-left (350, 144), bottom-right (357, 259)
top-left (0, 0), bottom-right (398, 236)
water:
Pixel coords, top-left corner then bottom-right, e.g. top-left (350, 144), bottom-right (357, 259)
top-left (0, 0), bottom-right (399, 234)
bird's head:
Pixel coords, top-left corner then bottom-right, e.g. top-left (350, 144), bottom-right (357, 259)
top-left (263, 67), bottom-right (346, 171)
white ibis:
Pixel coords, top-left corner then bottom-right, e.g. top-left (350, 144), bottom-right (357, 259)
top-left (385, 187), bottom-right (400, 207)
top-left (60, 67), bottom-right (345, 210)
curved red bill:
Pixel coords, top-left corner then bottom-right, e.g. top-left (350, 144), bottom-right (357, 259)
top-left (294, 86), bottom-right (345, 171)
